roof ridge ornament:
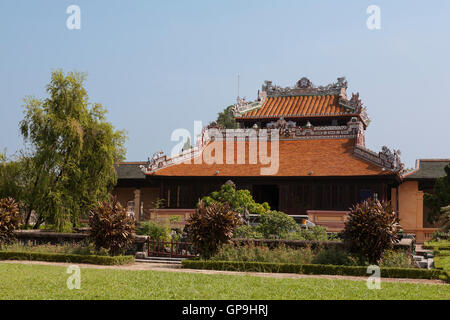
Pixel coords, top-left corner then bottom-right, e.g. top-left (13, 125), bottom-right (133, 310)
top-left (263, 77), bottom-right (349, 96)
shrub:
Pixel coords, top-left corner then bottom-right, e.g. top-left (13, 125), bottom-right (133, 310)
top-left (312, 247), bottom-right (357, 266)
top-left (0, 251), bottom-right (134, 265)
top-left (233, 225), bottom-right (263, 239)
top-left (0, 198), bottom-right (21, 247)
top-left (211, 243), bottom-right (315, 265)
top-left (281, 226), bottom-right (329, 241)
top-left (2, 241), bottom-right (110, 256)
top-left (182, 260), bottom-right (446, 280)
top-left (378, 249), bottom-right (415, 268)
top-left (136, 221), bottom-right (170, 241)
top-left (430, 230), bottom-right (449, 241)
top-left (342, 198), bottom-right (400, 264)
top-left (201, 182), bottom-right (270, 215)
top-left (186, 200), bottom-right (242, 258)
top-left (256, 210), bottom-right (299, 239)
top-left (89, 197), bottom-right (135, 256)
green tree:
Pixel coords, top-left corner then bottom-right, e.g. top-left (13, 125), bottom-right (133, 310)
top-left (424, 164), bottom-right (450, 224)
top-left (438, 205), bottom-right (450, 233)
top-left (0, 152), bottom-right (44, 226)
top-left (201, 183), bottom-right (270, 215)
top-left (256, 210), bottom-right (299, 239)
top-left (216, 105), bottom-right (238, 129)
top-left (18, 70), bottom-right (126, 231)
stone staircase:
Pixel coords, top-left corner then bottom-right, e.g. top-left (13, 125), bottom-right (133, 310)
top-left (414, 244), bottom-right (434, 269)
top-left (135, 252), bottom-right (183, 264)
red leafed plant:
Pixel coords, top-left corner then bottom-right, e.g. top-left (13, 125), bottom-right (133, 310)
top-left (186, 200), bottom-right (242, 258)
top-left (89, 197), bottom-right (135, 256)
top-left (0, 198), bottom-right (21, 247)
top-left (342, 198), bottom-right (401, 264)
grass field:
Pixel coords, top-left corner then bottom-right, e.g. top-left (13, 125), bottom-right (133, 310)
top-left (0, 263), bottom-right (448, 300)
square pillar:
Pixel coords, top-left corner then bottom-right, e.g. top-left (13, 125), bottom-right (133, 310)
top-left (134, 189), bottom-right (141, 223)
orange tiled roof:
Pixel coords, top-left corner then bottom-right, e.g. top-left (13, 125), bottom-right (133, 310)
top-left (237, 95), bottom-right (355, 119)
top-left (147, 139), bottom-right (394, 177)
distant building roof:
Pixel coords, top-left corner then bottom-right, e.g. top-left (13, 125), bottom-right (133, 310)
top-left (403, 159), bottom-right (450, 180)
top-left (115, 162), bottom-right (146, 180)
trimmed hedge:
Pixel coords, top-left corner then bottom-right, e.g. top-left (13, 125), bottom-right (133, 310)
top-left (182, 260), bottom-right (449, 281)
top-left (424, 241), bottom-right (450, 251)
top-left (0, 251), bottom-right (134, 266)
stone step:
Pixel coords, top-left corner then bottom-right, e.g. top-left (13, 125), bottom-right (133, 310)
top-left (417, 260), bottom-right (429, 269)
top-left (415, 249), bottom-right (433, 257)
top-left (136, 258), bottom-right (182, 265)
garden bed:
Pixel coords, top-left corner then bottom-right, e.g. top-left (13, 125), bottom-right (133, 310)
top-left (13, 230), bottom-right (148, 253)
top-left (182, 260), bottom-right (449, 282)
top-left (231, 238), bottom-right (415, 253)
top-left (0, 251), bottom-right (134, 265)
top-left (424, 240), bottom-right (450, 280)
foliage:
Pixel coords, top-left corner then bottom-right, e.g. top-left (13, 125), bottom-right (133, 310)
top-left (1, 241), bottom-right (109, 256)
top-left (17, 70), bottom-right (126, 231)
top-left (234, 224), bottom-right (332, 241)
top-left (424, 163), bottom-right (450, 224)
top-left (281, 226), bottom-right (329, 241)
top-left (424, 240), bottom-right (450, 251)
top-left (378, 250), bottom-right (416, 268)
top-left (216, 105), bottom-right (239, 129)
top-left (0, 198), bottom-right (21, 246)
top-left (256, 210), bottom-right (299, 239)
top-left (233, 225), bottom-right (263, 239)
top-left (430, 230), bottom-right (449, 241)
top-left (437, 205), bottom-right (450, 232)
top-left (312, 247), bottom-right (358, 266)
top-left (89, 197), bottom-right (135, 256)
top-left (0, 251), bottom-right (134, 265)
top-left (186, 200), bottom-right (242, 258)
top-left (201, 183), bottom-right (270, 215)
top-left (211, 243), bottom-right (315, 265)
top-left (136, 221), bottom-right (170, 241)
top-left (342, 199), bottom-right (401, 264)
top-left (182, 260), bottom-right (446, 281)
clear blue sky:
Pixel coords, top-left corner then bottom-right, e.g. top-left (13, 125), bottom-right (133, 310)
top-left (1, 0), bottom-right (449, 168)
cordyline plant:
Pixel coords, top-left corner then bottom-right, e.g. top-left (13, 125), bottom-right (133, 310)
top-left (186, 200), bottom-right (242, 258)
top-left (342, 198), bottom-right (401, 264)
top-left (0, 198), bottom-right (21, 247)
top-left (89, 197), bottom-right (135, 256)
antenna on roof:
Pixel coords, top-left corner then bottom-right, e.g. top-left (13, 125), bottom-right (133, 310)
top-left (237, 73), bottom-right (240, 100)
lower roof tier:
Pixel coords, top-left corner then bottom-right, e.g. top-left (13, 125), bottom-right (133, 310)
top-left (146, 138), bottom-right (397, 177)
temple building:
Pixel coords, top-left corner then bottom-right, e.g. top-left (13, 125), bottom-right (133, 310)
top-left (112, 77), bottom-right (444, 242)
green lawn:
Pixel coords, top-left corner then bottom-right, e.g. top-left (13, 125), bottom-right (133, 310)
top-left (0, 263), bottom-right (448, 300)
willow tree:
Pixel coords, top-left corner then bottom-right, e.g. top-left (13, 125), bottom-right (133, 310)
top-left (19, 70), bottom-right (126, 231)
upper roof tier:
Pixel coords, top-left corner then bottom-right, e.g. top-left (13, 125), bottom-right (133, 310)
top-left (234, 77), bottom-right (370, 127)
